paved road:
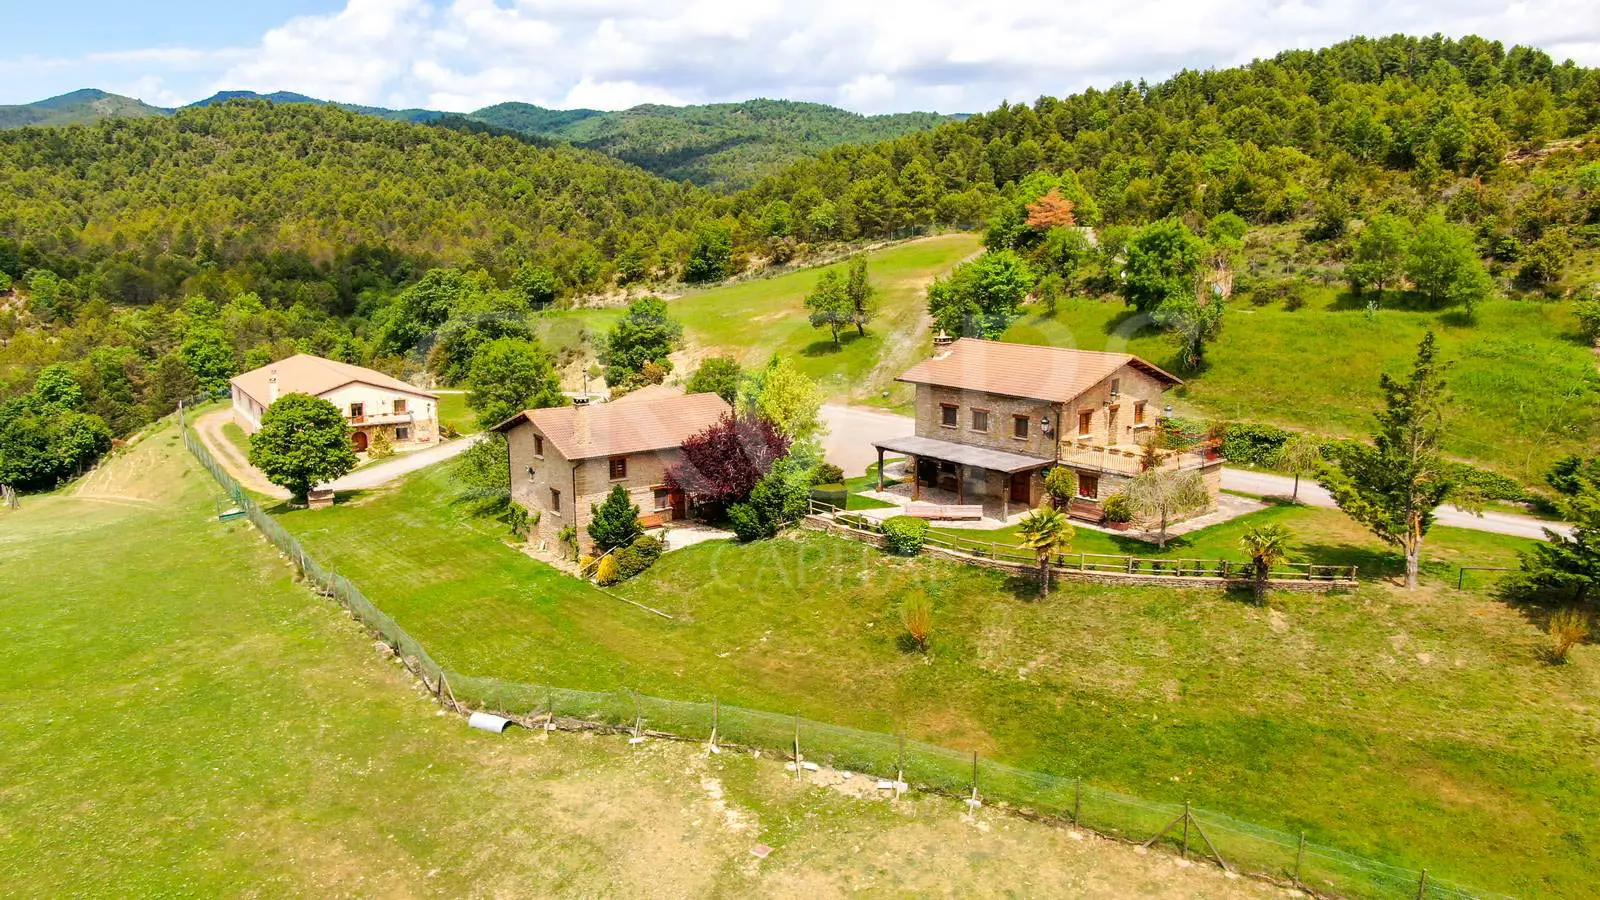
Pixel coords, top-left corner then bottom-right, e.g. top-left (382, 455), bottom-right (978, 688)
top-left (818, 405), bottom-right (1569, 540)
top-left (820, 404), bottom-right (914, 476)
top-left (193, 408), bottom-right (291, 499)
top-left (325, 434), bottom-right (482, 490)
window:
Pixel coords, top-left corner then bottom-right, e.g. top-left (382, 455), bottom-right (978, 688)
top-left (1107, 406), bottom-right (1119, 437)
top-left (349, 402), bottom-right (364, 420)
top-left (396, 426), bottom-right (410, 441)
top-left (653, 488), bottom-right (672, 511)
top-left (1013, 415), bottom-right (1029, 439)
top-left (1078, 473), bottom-right (1099, 500)
top-left (939, 404), bottom-right (958, 428)
top-left (609, 456), bottom-right (628, 480)
top-left (550, 488), bottom-right (561, 512)
top-left (393, 398), bottom-right (407, 414)
top-left (533, 434), bottom-right (544, 457)
top-left (1077, 410), bottom-right (1093, 437)
top-left (1134, 401), bottom-right (1147, 425)
top-left (1110, 378), bottom-right (1121, 397)
top-left (970, 409), bottom-right (990, 432)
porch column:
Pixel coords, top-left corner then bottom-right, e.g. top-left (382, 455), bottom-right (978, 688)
top-left (876, 446), bottom-right (885, 492)
top-left (956, 464), bottom-right (964, 504)
top-left (911, 455), bottom-right (921, 500)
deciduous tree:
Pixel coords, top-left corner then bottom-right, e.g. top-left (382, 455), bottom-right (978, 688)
top-left (467, 338), bottom-right (565, 428)
top-left (602, 297), bottom-right (683, 388)
top-left (1124, 468), bottom-right (1211, 549)
top-left (246, 393), bottom-right (357, 501)
top-left (664, 412), bottom-right (790, 511)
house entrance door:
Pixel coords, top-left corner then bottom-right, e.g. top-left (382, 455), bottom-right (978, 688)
top-left (352, 431), bottom-right (369, 452)
top-left (1009, 471), bottom-right (1030, 503)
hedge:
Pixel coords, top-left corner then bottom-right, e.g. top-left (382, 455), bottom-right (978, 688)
top-left (881, 516), bottom-right (930, 555)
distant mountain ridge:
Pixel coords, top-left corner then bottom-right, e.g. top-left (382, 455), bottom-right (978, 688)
top-left (0, 89), bottom-right (958, 188)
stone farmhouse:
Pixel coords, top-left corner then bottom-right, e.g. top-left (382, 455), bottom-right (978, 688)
top-left (873, 337), bottom-right (1221, 523)
top-left (495, 385), bottom-right (731, 554)
top-left (230, 354), bottom-right (440, 452)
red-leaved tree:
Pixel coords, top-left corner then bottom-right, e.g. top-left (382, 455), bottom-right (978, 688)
top-left (665, 412), bottom-right (790, 511)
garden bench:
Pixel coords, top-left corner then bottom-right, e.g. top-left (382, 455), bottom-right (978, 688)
top-left (904, 503), bottom-right (984, 521)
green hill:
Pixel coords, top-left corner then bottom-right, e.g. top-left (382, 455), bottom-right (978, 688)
top-left (0, 88), bottom-right (167, 128)
top-left (469, 98), bottom-right (958, 188)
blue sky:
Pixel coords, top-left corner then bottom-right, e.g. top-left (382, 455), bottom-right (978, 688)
top-left (2, 0), bottom-right (1598, 115)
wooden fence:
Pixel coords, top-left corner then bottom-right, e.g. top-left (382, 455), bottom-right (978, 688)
top-left (808, 501), bottom-right (1358, 589)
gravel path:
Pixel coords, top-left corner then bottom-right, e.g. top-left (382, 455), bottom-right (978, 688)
top-left (818, 405), bottom-right (1570, 540)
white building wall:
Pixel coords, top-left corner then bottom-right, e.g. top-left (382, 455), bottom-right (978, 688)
top-left (318, 383), bottom-right (439, 445)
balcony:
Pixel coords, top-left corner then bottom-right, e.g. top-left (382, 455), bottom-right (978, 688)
top-left (347, 411), bottom-right (415, 427)
top-left (1057, 439), bottom-right (1219, 476)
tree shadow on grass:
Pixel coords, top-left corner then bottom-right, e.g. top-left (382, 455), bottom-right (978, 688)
top-left (801, 331), bottom-right (868, 357)
top-left (1296, 541), bottom-right (1404, 585)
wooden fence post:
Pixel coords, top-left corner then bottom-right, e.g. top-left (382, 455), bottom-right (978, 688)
top-left (1417, 869), bottom-right (1428, 899)
top-left (1072, 778), bottom-right (1082, 826)
top-left (793, 715), bottom-right (802, 781)
top-left (969, 751), bottom-right (980, 806)
top-left (1294, 830), bottom-right (1305, 885)
top-left (1181, 800), bottom-right (1191, 859)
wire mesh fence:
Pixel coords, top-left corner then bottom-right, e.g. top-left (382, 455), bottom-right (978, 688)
top-left (176, 400), bottom-right (1504, 900)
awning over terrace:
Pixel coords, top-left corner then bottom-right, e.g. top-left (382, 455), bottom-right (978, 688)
top-left (871, 434), bottom-right (1052, 474)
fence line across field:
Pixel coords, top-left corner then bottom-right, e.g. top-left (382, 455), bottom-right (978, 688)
top-left (175, 399), bottom-right (1496, 900)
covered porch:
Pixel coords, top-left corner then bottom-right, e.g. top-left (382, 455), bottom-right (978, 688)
top-left (870, 434), bottom-right (1052, 522)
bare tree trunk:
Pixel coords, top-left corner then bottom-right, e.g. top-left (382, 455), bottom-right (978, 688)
top-left (1039, 557), bottom-right (1051, 596)
top-left (1404, 542), bottom-right (1420, 591)
top-left (1292, 473), bottom-right (1300, 500)
top-left (1158, 510), bottom-right (1170, 549)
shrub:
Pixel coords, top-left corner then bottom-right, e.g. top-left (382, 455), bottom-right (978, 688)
top-left (614, 534), bottom-right (664, 579)
top-left (368, 429), bottom-right (395, 459)
top-left (1575, 297), bottom-right (1600, 347)
top-left (506, 504), bottom-right (530, 539)
top-left (1220, 422), bottom-right (1294, 467)
top-left (881, 515), bottom-right (930, 554)
top-left (812, 462), bottom-right (845, 486)
top-left (727, 457), bottom-right (812, 541)
top-left (587, 484), bottom-right (643, 551)
top-left (1101, 492), bottom-right (1134, 523)
top-left (901, 590), bottom-right (933, 652)
top-left (1548, 608), bottom-right (1591, 664)
top-left (594, 554), bottom-right (621, 586)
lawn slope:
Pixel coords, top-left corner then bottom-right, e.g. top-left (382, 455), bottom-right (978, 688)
top-left (4, 421), bottom-right (1273, 897)
top-left (1004, 294), bottom-right (1599, 482)
top-left (280, 458), bottom-right (1600, 897)
top-left (536, 232), bottom-right (980, 403)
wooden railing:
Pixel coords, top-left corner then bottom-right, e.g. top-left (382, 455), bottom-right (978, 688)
top-left (809, 504), bottom-right (1358, 585)
top-left (1058, 440), bottom-right (1220, 476)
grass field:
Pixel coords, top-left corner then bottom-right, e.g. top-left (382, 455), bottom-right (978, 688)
top-left (1, 419), bottom-right (1285, 898)
top-left (1002, 293), bottom-right (1600, 483)
top-left (434, 391), bottom-right (478, 434)
top-left (534, 233), bottom-right (981, 403)
top-left (275, 458), bottom-right (1599, 897)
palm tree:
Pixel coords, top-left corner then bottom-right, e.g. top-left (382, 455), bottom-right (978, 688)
top-left (1239, 523), bottom-right (1293, 605)
top-left (1124, 469), bottom-right (1211, 549)
top-left (1017, 504), bottom-right (1074, 596)
top-left (1271, 433), bottom-right (1323, 502)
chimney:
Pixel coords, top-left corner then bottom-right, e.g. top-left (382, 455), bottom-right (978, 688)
top-left (572, 396), bottom-right (591, 449)
top-left (932, 331), bottom-right (955, 360)
top-left (268, 370), bottom-right (279, 404)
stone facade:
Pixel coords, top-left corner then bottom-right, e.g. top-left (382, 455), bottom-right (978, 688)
top-left (904, 360), bottom-right (1220, 523)
top-left (506, 418), bottom-right (685, 555)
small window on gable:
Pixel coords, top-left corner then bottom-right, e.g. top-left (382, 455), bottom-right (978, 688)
top-left (609, 456), bottom-right (628, 480)
top-left (393, 398), bottom-right (407, 414)
top-left (533, 434), bottom-right (544, 457)
top-left (1110, 378), bottom-right (1121, 397)
top-left (1012, 415), bottom-right (1029, 438)
top-left (970, 409), bottom-right (990, 432)
top-left (940, 404), bottom-right (958, 427)
top-left (1077, 410), bottom-right (1094, 436)
top-left (550, 488), bottom-right (561, 512)
top-left (1134, 401), bottom-right (1147, 425)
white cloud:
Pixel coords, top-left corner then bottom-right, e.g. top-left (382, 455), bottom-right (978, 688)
top-left (6, 0), bottom-right (1600, 113)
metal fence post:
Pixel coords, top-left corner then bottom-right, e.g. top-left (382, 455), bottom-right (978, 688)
top-left (793, 715), bottom-right (803, 781)
top-left (970, 751), bottom-right (980, 806)
top-left (1072, 778), bottom-right (1082, 826)
top-left (1294, 830), bottom-right (1305, 885)
top-left (1181, 800), bottom-right (1191, 859)
top-left (1417, 869), bottom-right (1428, 899)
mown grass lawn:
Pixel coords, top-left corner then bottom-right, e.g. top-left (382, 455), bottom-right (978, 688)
top-left (535, 233), bottom-right (980, 403)
top-left (279, 459), bottom-right (1600, 897)
top-left (434, 390), bottom-right (478, 434)
top-left (1002, 294), bottom-right (1599, 483)
top-left (12, 419), bottom-right (1241, 897)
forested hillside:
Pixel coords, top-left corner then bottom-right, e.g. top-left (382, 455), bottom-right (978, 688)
top-left (0, 89), bottom-right (167, 129)
top-left (3, 34), bottom-right (1600, 491)
top-left (471, 99), bottom-right (957, 188)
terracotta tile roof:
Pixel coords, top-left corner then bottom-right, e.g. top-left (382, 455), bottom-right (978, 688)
top-left (896, 338), bottom-right (1179, 402)
top-left (494, 392), bottom-right (731, 460)
top-left (609, 383), bottom-right (685, 404)
top-left (231, 354), bottom-right (437, 405)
